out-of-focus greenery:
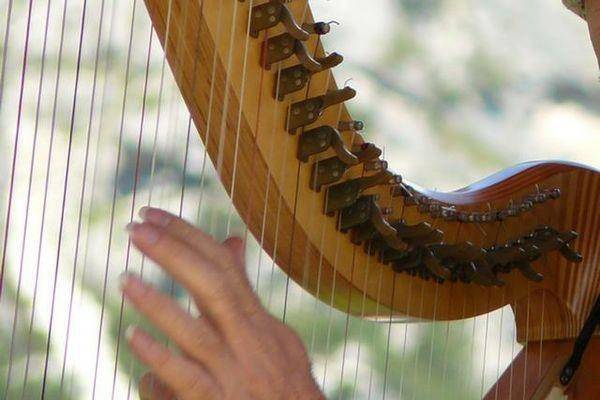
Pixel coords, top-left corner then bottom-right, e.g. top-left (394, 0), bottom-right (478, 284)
top-left (0, 0), bottom-right (597, 399)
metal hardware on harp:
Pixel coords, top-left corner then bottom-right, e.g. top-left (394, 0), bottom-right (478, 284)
top-left (4, 0), bottom-right (598, 398)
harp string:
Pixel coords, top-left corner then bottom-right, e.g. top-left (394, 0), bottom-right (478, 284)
top-left (69, 0), bottom-right (119, 395)
top-left (214, 0), bottom-right (240, 226)
top-left (109, 0), bottom-right (169, 394)
top-left (494, 288), bottom-right (507, 400)
top-left (19, 0), bottom-right (81, 393)
top-left (90, 0), bottom-right (146, 397)
top-left (2, 0), bottom-right (53, 395)
top-left (476, 220), bottom-right (501, 397)
top-left (225, 0), bottom-right (255, 235)
top-left (177, 0), bottom-right (207, 325)
top-left (38, 0), bottom-right (91, 396)
top-left (123, 27), bottom-right (155, 400)
top-left (57, 0), bottom-right (109, 395)
top-left (259, 1), bottom-right (310, 311)
top-left (350, 240), bottom-right (374, 400)
top-left (0, 0), bottom-right (34, 307)
top-left (337, 130), bottom-right (361, 395)
top-left (0, 0), bottom-right (14, 109)
top-left (280, 1), bottom-right (313, 322)
top-left (382, 275), bottom-right (399, 400)
top-left (194, 0), bottom-right (225, 241)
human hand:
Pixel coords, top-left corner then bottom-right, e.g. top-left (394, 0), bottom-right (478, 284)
top-left (586, 0), bottom-right (600, 67)
top-left (121, 207), bottom-right (324, 400)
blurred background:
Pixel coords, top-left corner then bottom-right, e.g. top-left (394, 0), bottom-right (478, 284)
top-left (0, 0), bottom-right (598, 399)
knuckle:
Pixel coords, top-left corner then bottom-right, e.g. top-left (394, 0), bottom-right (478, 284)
top-left (151, 344), bottom-right (173, 369)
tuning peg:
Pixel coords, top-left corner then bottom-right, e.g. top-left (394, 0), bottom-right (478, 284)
top-left (309, 143), bottom-right (383, 191)
top-left (338, 195), bottom-right (378, 232)
top-left (403, 229), bottom-right (444, 247)
top-left (338, 120), bottom-right (365, 132)
top-left (325, 170), bottom-right (401, 215)
top-left (302, 21), bottom-right (339, 36)
top-left (263, 33), bottom-right (340, 72)
top-left (287, 87), bottom-right (356, 134)
top-left (485, 245), bottom-right (527, 267)
top-left (513, 260), bottom-right (544, 282)
top-left (392, 249), bottom-right (421, 272)
top-left (559, 242), bottom-right (584, 263)
top-left (380, 248), bottom-right (410, 264)
top-left (276, 53), bottom-right (343, 100)
top-left (471, 261), bottom-right (505, 286)
top-left (363, 159), bottom-right (387, 173)
top-left (369, 205), bottom-right (405, 250)
top-left (391, 221), bottom-right (433, 240)
top-left (421, 248), bottom-right (451, 280)
top-left (250, 2), bottom-right (310, 40)
top-left (298, 126), bottom-right (357, 162)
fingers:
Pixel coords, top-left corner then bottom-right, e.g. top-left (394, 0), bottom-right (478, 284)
top-left (127, 326), bottom-right (220, 400)
top-left (127, 222), bottom-right (247, 328)
top-left (139, 207), bottom-right (240, 270)
top-left (139, 372), bottom-right (176, 400)
top-left (121, 275), bottom-right (227, 367)
top-left (221, 237), bottom-right (246, 270)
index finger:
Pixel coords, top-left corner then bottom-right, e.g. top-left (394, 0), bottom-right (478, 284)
top-left (127, 221), bottom-right (252, 330)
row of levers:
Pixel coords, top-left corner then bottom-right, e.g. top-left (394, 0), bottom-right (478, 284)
top-left (242, 0), bottom-right (582, 288)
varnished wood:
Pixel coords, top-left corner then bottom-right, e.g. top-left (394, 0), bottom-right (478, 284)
top-left (142, 0), bottom-right (600, 347)
top-left (484, 337), bottom-right (600, 400)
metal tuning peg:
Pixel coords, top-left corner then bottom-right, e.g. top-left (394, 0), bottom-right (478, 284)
top-left (420, 248), bottom-right (452, 280)
top-left (513, 260), bottom-right (544, 282)
top-left (277, 53), bottom-right (343, 100)
top-left (263, 33), bottom-right (339, 72)
top-left (559, 242), bottom-right (583, 263)
top-left (369, 204), bottom-right (405, 250)
top-left (485, 244), bottom-right (527, 267)
top-left (250, 2), bottom-right (310, 40)
top-left (403, 229), bottom-right (444, 247)
top-left (287, 87), bottom-right (356, 134)
top-left (309, 143), bottom-right (383, 191)
top-left (338, 120), bottom-right (365, 132)
top-left (302, 20), bottom-right (338, 36)
top-left (297, 126), bottom-right (357, 163)
top-left (338, 195), bottom-right (378, 232)
top-left (325, 170), bottom-right (401, 215)
top-left (392, 249), bottom-right (422, 273)
top-left (391, 221), bottom-right (433, 241)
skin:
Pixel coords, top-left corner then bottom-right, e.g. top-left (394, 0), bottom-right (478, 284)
top-left (587, 0), bottom-right (600, 66)
top-left (121, 11), bottom-right (600, 398)
top-left (123, 207), bottom-right (325, 400)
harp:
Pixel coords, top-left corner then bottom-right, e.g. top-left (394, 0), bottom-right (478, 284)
top-left (0, 0), bottom-right (598, 398)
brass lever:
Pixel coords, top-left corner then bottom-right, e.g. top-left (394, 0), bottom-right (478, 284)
top-left (302, 21), bottom-right (339, 36)
top-left (325, 170), bottom-right (401, 215)
top-left (369, 205), bottom-right (404, 250)
top-left (308, 143), bottom-right (384, 191)
top-left (250, 2), bottom-right (310, 40)
top-left (263, 33), bottom-right (339, 72)
top-left (287, 87), bottom-right (356, 134)
top-left (277, 53), bottom-right (344, 100)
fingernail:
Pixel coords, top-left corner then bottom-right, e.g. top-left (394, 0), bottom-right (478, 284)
top-left (127, 222), bottom-right (160, 245)
top-left (125, 324), bottom-right (137, 341)
top-left (121, 274), bottom-right (148, 298)
top-left (118, 272), bottom-right (130, 290)
top-left (139, 207), bottom-right (172, 228)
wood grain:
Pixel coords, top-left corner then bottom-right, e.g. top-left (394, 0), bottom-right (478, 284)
top-left (142, 0), bottom-right (600, 343)
top-left (483, 337), bottom-right (600, 400)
